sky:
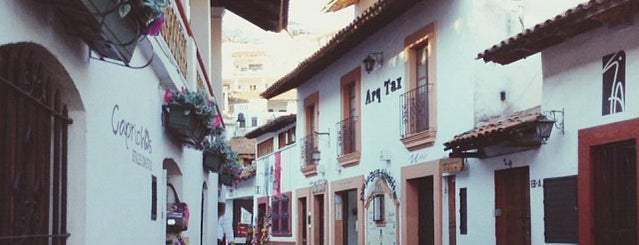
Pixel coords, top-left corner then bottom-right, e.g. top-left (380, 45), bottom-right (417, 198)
top-left (221, 0), bottom-right (353, 77)
top-left (222, 0), bottom-right (352, 43)
top-left (219, 0), bottom-right (588, 78)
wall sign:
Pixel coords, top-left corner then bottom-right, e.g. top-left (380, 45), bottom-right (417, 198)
top-left (408, 152), bottom-right (427, 164)
top-left (365, 77), bottom-right (402, 105)
top-left (439, 158), bottom-right (464, 174)
top-left (602, 50), bottom-right (625, 115)
top-left (360, 169), bottom-right (398, 201)
top-left (111, 104), bottom-right (153, 170)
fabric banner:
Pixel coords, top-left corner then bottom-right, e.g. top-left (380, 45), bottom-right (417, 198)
top-left (240, 207), bottom-right (252, 224)
top-left (274, 151), bottom-right (281, 198)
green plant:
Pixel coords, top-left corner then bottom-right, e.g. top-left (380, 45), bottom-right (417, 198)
top-left (164, 88), bottom-right (218, 130)
top-left (203, 138), bottom-right (237, 163)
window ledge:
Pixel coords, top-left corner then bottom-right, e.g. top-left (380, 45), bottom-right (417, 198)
top-left (301, 164), bottom-right (318, 177)
top-left (337, 151), bottom-right (360, 167)
top-left (401, 129), bottom-right (436, 151)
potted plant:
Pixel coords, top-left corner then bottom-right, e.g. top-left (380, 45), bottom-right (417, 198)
top-left (163, 88), bottom-right (217, 147)
top-left (119, 0), bottom-right (171, 36)
top-left (220, 158), bottom-right (242, 186)
top-left (202, 137), bottom-right (236, 173)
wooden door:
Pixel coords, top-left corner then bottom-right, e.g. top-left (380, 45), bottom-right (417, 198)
top-left (418, 176), bottom-right (435, 245)
top-left (495, 167), bottom-right (531, 245)
top-left (313, 194), bottom-right (325, 245)
top-left (448, 176), bottom-right (456, 245)
top-left (592, 140), bottom-right (637, 244)
top-left (298, 197), bottom-right (307, 245)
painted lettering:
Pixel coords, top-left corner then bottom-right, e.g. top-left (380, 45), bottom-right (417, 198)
top-left (111, 104), bottom-right (153, 154)
top-left (408, 153), bottom-right (426, 164)
top-left (602, 51), bottom-right (625, 115)
top-left (365, 77), bottom-right (403, 106)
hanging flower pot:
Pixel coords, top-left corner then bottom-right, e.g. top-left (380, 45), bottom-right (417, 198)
top-left (219, 173), bottom-right (234, 186)
top-left (162, 89), bottom-right (216, 148)
top-left (203, 151), bottom-right (224, 173)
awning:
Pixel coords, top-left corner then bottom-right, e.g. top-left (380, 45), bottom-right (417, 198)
top-left (212, 0), bottom-right (289, 32)
top-left (477, 0), bottom-right (639, 65)
top-left (444, 109), bottom-right (551, 158)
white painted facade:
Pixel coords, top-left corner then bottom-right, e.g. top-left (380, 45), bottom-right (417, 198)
top-left (0, 1), bottom-right (227, 244)
top-left (245, 0), bottom-right (598, 245)
top-left (249, 122), bottom-right (299, 245)
top-left (457, 3), bottom-right (639, 245)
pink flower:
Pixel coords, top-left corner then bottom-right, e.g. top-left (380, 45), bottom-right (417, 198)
top-left (164, 89), bottom-right (173, 103)
top-left (213, 114), bottom-right (222, 128)
top-left (145, 15), bottom-right (165, 36)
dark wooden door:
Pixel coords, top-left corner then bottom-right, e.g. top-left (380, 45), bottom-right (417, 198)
top-left (495, 167), bottom-right (531, 245)
top-left (298, 197), bottom-right (307, 245)
top-left (418, 176), bottom-right (435, 245)
top-left (592, 140), bottom-right (637, 244)
top-left (313, 194), bottom-right (325, 245)
top-left (448, 176), bottom-right (456, 245)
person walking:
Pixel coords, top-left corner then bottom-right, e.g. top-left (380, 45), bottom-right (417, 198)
top-left (218, 202), bottom-right (235, 245)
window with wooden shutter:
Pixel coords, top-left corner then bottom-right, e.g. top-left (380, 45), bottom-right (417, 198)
top-left (543, 175), bottom-right (578, 243)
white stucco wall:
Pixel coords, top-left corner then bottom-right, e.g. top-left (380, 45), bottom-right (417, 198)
top-left (252, 126), bottom-right (299, 244)
top-left (457, 8), bottom-right (639, 245)
top-left (0, 2), bottom-right (219, 245)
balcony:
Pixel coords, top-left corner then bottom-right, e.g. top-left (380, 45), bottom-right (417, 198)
top-left (299, 134), bottom-right (318, 176)
top-left (400, 83), bottom-right (435, 150)
top-left (336, 116), bottom-right (360, 166)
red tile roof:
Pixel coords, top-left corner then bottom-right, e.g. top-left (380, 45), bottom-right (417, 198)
top-left (478, 0), bottom-right (639, 65)
top-left (228, 137), bottom-right (257, 155)
top-left (260, 0), bottom-right (421, 99)
top-left (444, 109), bottom-right (544, 151)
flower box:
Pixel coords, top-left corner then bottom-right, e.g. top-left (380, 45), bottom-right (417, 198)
top-left (219, 173), bottom-right (234, 186)
top-left (163, 104), bottom-right (208, 147)
top-left (203, 151), bottom-right (224, 173)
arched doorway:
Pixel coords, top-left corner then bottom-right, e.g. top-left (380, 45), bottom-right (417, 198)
top-left (0, 42), bottom-right (81, 244)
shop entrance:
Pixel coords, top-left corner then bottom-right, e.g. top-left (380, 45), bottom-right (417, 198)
top-left (592, 140), bottom-right (637, 244)
top-left (335, 189), bottom-right (358, 245)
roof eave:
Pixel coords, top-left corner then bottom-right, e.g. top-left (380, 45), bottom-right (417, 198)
top-left (478, 0), bottom-right (639, 65)
top-left (261, 0), bottom-right (422, 99)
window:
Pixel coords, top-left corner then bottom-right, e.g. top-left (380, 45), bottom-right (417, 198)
top-left (543, 176), bottom-right (577, 243)
top-left (257, 138), bottom-right (274, 158)
top-left (249, 64), bottom-right (263, 71)
top-left (251, 116), bottom-right (258, 127)
top-left (400, 22), bottom-right (437, 151)
top-left (237, 113), bottom-right (246, 128)
top-left (372, 194), bottom-right (385, 222)
top-left (272, 192), bottom-right (292, 236)
top-left (337, 68), bottom-right (361, 166)
top-left (301, 92), bottom-right (319, 175)
top-left (459, 188), bottom-right (467, 235)
top-left (278, 127), bottom-right (296, 149)
top-left (152, 176), bottom-right (157, 220)
top-left (250, 85), bottom-right (257, 91)
top-left (0, 47), bottom-right (71, 243)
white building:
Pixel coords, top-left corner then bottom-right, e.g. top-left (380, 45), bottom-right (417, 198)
top-left (244, 114), bottom-right (297, 245)
top-left (446, 1), bottom-right (639, 244)
top-left (0, 0), bottom-right (287, 244)
top-left (254, 0), bottom-right (582, 245)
